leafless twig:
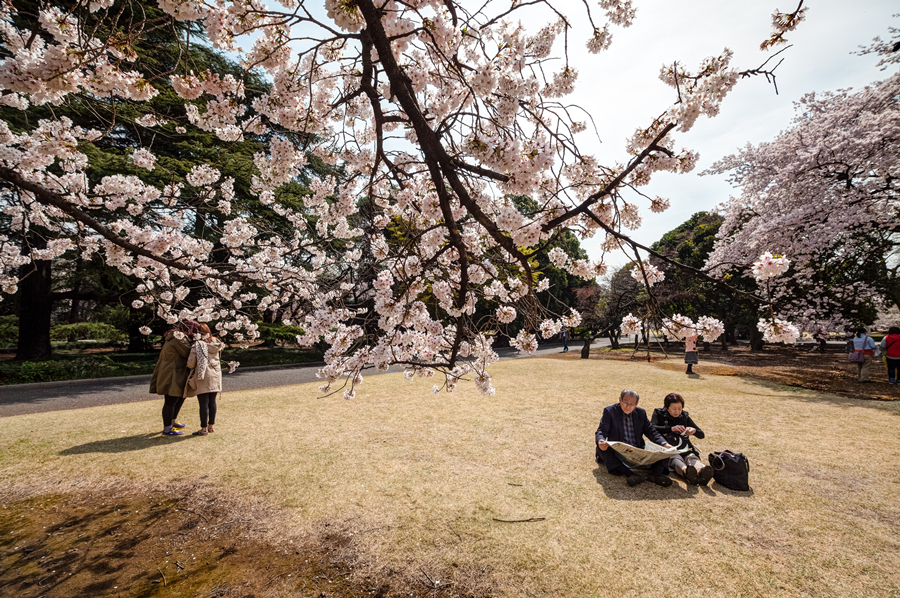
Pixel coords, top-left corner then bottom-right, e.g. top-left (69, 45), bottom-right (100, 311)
top-left (492, 517), bottom-right (546, 523)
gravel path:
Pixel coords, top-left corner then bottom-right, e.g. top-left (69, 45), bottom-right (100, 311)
top-left (0, 341), bottom-right (599, 417)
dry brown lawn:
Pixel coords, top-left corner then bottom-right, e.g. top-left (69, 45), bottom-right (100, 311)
top-left (1, 357), bottom-right (899, 597)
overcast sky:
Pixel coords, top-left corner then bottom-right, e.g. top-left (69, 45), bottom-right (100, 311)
top-left (548, 0), bottom-right (898, 270)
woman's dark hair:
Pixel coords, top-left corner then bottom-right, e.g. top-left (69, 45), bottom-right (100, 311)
top-left (889, 326), bottom-right (900, 336)
top-left (664, 393), bottom-right (684, 408)
top-left (855, 326), bottom-right (868, 336)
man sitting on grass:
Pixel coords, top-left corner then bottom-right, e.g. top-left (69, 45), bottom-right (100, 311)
top-left (595, 389), bottom-right (675, 487)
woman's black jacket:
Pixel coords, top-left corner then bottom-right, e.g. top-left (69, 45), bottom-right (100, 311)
top-left (650, 407), bottom-right (705, 456)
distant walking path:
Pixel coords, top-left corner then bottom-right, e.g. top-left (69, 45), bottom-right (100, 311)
top-left (0, 341), bottom-right (600, 417)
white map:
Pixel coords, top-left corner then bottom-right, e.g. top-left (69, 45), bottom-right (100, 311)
top-left (607, 440), bottom-right (689, 468)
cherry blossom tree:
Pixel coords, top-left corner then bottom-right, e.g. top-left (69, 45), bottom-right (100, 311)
top-left (0, 0), bottom-right (805, 396)
top-left (705, 43), bottom-right (899, 332)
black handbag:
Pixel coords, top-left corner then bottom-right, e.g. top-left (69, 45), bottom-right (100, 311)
top-left (708, 450), bottom-right (750, 491)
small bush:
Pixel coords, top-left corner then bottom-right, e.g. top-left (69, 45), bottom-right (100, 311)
top-left (50, 322), bottom-right (126, 343)
top-left (257, 322), bottom-right (305, 347)
top-left (0, 356), bottom-right (153, 385)
top-left (0, 315), bottom-right (18, 348)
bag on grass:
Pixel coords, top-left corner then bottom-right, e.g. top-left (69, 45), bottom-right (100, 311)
top-left (708, 450), bottom-right (750, 491)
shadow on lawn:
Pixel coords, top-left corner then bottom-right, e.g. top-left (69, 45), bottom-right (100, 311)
top-left (591, 466), bottom-right (754, 499)
top-left (59, 433), bottom-right (191, 455)
top-left (740, 376), bottom-right (900, 411)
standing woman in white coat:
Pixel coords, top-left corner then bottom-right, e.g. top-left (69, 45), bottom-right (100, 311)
top-left (184, 323), bottom-right (224, 436)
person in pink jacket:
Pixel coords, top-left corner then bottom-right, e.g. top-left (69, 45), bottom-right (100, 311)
top-left (184, 323), bottom-right (224, 436)
top-left (684, 334), bottom-right (698, 375)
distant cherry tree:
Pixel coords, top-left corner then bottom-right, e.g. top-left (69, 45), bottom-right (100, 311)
top-left (705, 44), bottom-right (899, 331)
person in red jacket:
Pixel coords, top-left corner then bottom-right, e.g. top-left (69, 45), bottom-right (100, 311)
top-left (880, 326), bottom-right (900, 384)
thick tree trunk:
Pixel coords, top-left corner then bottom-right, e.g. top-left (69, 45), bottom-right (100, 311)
top-left (750, 326), bottom-right (764, 352)
top-left (725, 322), bottom-right (737, 344)
top-left (607, 329), bottom-right (620, 350)
top-left (127, 309), bottom-right (150, 353)
top-left (15, 254), bottom-right (53, 361)
top-left (581, 336), bottom-right (593, 359)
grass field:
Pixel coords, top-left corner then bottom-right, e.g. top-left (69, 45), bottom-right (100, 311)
top-left (1, 357), bottom-right (899, 597)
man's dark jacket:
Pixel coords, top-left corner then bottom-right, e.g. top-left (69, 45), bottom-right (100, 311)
top-left (594, 404), bottom-right (668, 463)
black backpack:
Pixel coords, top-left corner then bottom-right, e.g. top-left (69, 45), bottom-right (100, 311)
top-left (708, 450), bottom-right (750, 491)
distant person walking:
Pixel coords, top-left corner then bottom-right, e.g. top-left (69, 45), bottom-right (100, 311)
top-left (184, 323), bottom-right (224, 436)
top-left (812, 328), bottom-right (827, 353)
top-left (850, 327), bottom-right (877, 383)
top-left (561, 327), bottom-right (569, 353)
top-left (684, 334), bottom-right (698, 375)
top-left (880, 326), bottom-right (900, 384)
top-left (150, 320), bottom-right (200, 435)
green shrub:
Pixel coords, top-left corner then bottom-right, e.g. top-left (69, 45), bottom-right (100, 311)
top-left (0, 315), bottom-right (17, 349)
top-left (50, 322), bottom-right (126, 344)
top-left (0, 355), bottom-right (152, 385)
top-left (257, 322), bottom-right (305, 347)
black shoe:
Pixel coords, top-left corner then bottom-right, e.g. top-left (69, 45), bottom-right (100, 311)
top-left (626, 474), bottom-right (646, 487)
top-left (684, 465), bottom-right (700, 485)
top-left (698, 466), bottom-right (714, 486)
top-left (647, 474), bottom-right (673, 487)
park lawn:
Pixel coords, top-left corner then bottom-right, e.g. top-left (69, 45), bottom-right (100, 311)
top-left (1, 358), bottom-right (899, 597)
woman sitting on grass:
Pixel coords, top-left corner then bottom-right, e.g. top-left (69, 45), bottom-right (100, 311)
top-left (651, 393), bottom-right (713, 485)
top-left (184, 323), bottom-right (224, 436)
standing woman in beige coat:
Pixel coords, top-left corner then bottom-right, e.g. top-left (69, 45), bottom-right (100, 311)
top-left (184, 323), bottom-right (224, 436)
top-left (150, 320), bottom-right (200, 436)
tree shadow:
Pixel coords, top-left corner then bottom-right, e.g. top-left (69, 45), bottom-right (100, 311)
top-left (739, 376), bottom-right (900, 413)
top-left (60, 433), bottom-right (191, 455)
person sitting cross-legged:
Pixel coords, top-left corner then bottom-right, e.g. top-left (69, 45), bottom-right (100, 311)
top-left (595, 389), bottom-right (675, 487)
top-left (651, 392), bottom-right (713, 485)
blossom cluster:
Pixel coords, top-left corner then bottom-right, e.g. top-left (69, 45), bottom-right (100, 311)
top-left (661, 314), bottom-right (696, 341)
top-left (750, 252), bottom-right (791, 281)
top-left (761, 5), bottom-right (808, 50)
top-left (620, 313), bottom-right (641, 336)
top-left (757, 318), bottom-right (800, 344)
top-left (631, 262), bottom-right (665, 287)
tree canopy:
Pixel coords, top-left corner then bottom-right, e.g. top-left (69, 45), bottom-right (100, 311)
top-left (0, 0), bottom-right (808, 394)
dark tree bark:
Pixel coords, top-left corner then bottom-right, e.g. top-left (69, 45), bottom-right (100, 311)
top-left (607, 329), bottom-right (620, 350)
top-left (725, 322), bottom-right (737, 344)
top-left (750, 326), bottom-right (764, 352)
top-left (581, 336), bottom-right (593, 359)
top-left (15, 245), bottom-right (53, 361)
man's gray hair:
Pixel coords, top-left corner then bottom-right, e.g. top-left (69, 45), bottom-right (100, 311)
top-left (620, 389), bottom-right (639, 402)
